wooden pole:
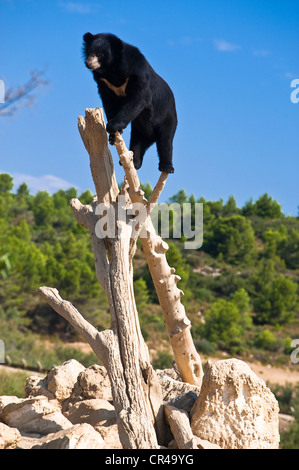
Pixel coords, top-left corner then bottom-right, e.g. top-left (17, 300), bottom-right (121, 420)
top-left (113, 132), bottom-right (203, 388)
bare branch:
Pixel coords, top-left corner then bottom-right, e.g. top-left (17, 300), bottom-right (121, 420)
top-left (148, 171), bottom-right (168, 213)
top-left (38, 286), bottom-right (108, 365)
top-left (0, 70), bottom-right (48, 117)
top-left (164, 404), bottom-right (198, 449)
top-left (77, 108), bottom-right (119, 205)
top-left (69, 197), bottom-right (110, 294)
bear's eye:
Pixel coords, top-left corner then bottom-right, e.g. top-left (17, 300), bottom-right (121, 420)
top-left (97, 53), bottom-right (104, 59)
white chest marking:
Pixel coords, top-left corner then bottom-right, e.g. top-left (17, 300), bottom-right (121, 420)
top-left (100, 78), bottom-right (129, 97)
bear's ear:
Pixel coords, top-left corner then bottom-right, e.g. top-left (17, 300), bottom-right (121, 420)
top-left (83, 32), bottom-right (94, 44)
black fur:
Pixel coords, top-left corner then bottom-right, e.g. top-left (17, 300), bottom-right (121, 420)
top-left (83, 33), bottom-right (177, 173)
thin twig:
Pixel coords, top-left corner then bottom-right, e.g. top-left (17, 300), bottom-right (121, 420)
top-left (0, 70), bottom-right (48, 117)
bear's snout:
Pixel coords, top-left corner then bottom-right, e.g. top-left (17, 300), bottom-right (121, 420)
top-left (85, 56), bottom-right (101, 70)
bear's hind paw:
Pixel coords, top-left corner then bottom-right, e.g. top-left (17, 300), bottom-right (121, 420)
top-left (158, 163), bottom-right (174, 174)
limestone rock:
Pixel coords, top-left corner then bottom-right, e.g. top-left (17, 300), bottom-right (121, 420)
top-left (0, 395), bottom-right (72, 435)
top-left (0, 423), bottom-right (21, 449)
top-left (46, 359), bottom-right (85, 401)
top-left (194, 436), bottom-right (222, 449)
top-left (156, 367), bottom-right (181, 381)
top-left (157, 373), bottom-right (200, 403)
top-left (95, 423), bottom-right (122, 449)
top-left (63, 398), bottom-right (116, 427)
top-left (0, 396), bottom-right (23, 413)
top-left (191, 359), bottom-right (280, 449)
top-left (31, 423), bottom-right (107, 449)
top-left (25, 376), bottom-right (55, 400)
top-left (17, 435), bottom-right (43, 449)
top-left (70, 364), bottom-right (113, 402)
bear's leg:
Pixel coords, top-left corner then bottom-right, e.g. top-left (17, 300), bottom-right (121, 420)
top-left (130, 128), bottom-right (153, 170)
top-left (156, 135), bottom-right (175, 174)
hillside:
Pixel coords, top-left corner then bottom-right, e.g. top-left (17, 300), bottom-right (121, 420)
top-left (0, 172), bottom-right (298, 372)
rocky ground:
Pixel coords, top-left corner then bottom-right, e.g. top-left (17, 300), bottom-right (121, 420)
top-left (0, 358), bottom-right (289, 449)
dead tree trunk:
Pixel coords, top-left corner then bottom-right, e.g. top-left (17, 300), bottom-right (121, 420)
top-left (39, 107), bottom-right (203, 449)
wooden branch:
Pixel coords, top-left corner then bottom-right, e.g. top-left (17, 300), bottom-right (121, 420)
top-left (69, 198), bottom-right (110, 294)
top-left (38, 287), bottom-right (108, 365)
top-left (164, 404), bottom-right (198, 449)
top-left (148, 171), bottom-right (169, 213)
top-left (113, 131), bottom-right (203, 388)
top-left (78, 108), bottom-right (119, 206)
top-left (126, 172), bottom-right (169, 263)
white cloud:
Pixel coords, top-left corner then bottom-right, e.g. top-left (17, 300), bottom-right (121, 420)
top-left (214, 39), bottom-right (242, 52)
top-left (11, 173), bottom-right (78, 194)
top-left (58, 1), bottom-right (98, 14)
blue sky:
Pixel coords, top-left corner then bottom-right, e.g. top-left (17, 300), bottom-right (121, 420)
top-left (1, 0), bottom-right (298, 215)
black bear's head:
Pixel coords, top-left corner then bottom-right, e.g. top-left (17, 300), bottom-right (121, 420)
top-left (83, 32), bottom-right (123, 74)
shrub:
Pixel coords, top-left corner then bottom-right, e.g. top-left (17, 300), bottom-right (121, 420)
top-left (152, 350), bottom-right (173, 369)
top-left (205, 215), bottom-right (257, 265)
top-left (253, 272), bottom-right (297, 325)
top-left (194, 338), bottom-right (216, 355)
top-left (254, 329), bottom-right (278, 351)
top-left (197, 288), bottom-right (252, 354)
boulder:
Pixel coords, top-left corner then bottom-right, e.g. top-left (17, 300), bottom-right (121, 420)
top-left (46, 359), bottom-right (85, 401)
top-left (0, 396), bottom-right (72, 436)
top-left (25, 376), bottom-right (55, 400)
top-left (16, 435), bottom-right (43, 449)
top-left (31, 423), bottom-right (107, 449)
top-left (95, 423), bottom-right (122, 449)
top-left (194, 437), bottom-right (222, 449)
top-left (191, 359), bottom-right (280, 449)
top-left (157, 373), bottom-right (200, 403)
top-left (0, 396), bottom-right (23, 413)
top-left (0, 423), bottom-right (21, 449)
top-left (63, 398), bottom-right (116, 427)
top-left (70, 364), bottom-right (113, 402)
top-left (156, 367), bottom-right (181, 381)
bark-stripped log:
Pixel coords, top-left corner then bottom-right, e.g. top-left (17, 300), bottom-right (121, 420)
top-left (114, 132), bottom-right (203, 388)
top-left (164, 404), bottom-right (198, 449)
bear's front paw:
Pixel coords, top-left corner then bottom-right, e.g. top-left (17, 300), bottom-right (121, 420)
top-left (106, 122), bottom-right (123, 146)
top-left (106, 121), bottom-right (123, 134)
top-left (108, 133), bottom-right (116, 145)
top-left (159, 163), bottom-right (175, 174)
